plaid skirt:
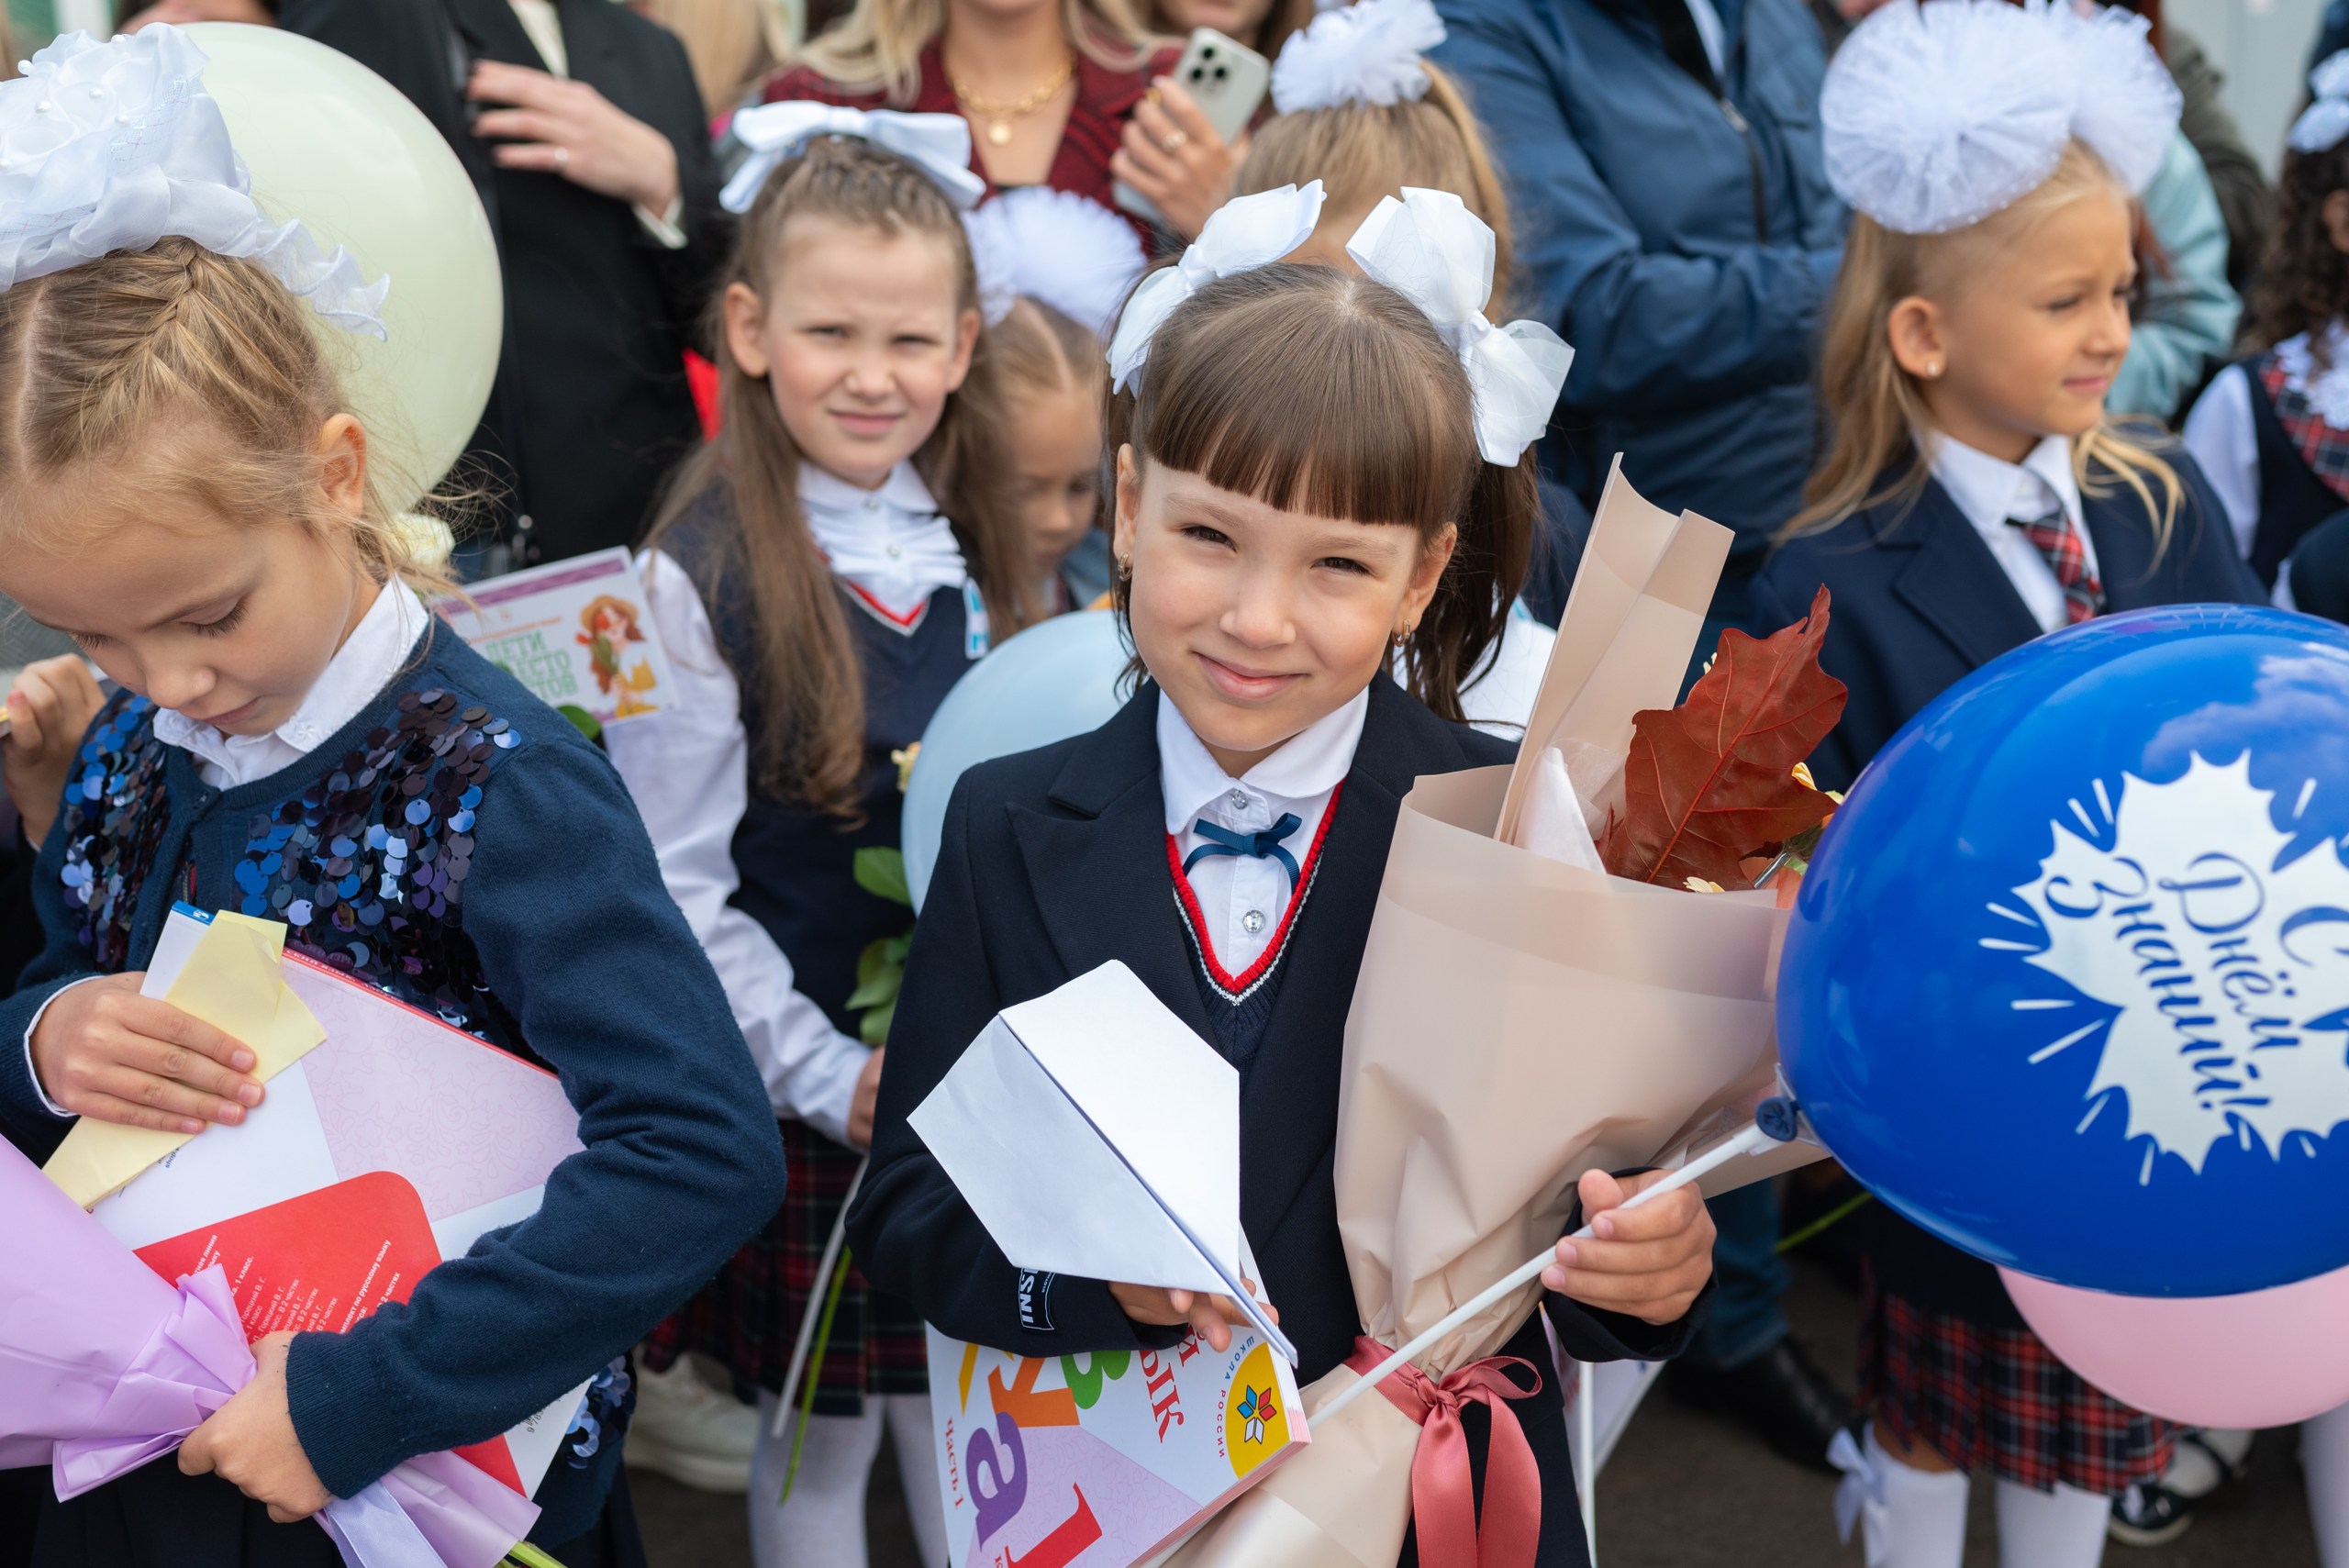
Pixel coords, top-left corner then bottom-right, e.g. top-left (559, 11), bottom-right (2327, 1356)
top-left (643, 1121), bottom-right (928, 1418)
top-left (1858, 1268), bottom-right (2173, 1495)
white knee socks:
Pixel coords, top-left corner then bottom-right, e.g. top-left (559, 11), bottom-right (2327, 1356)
top-left (1848, 1424), bottom-right (2110, 1568)
top-left (1992, 1474), bottom-right (2109, 1568)
top-left (2309, 1401), bottom-right (2349, 1568)
top-left (748, 1393), bottom-right (949, 1568)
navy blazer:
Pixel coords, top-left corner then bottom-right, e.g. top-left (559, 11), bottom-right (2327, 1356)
top-left (1749, 452), bottom-right (2266, 795)
top-left (848, 677), bottom-right (1698, 1568)
top-left (1747, 450), bottom-right (2264, 1321)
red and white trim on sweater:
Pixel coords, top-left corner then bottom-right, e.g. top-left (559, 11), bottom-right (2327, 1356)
top-left (840, 579), bottom-right (930, 634)
top-left (1164, 782), bottom-right (1344, 1006)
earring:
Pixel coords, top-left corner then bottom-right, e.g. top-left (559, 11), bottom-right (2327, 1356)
top-left (1923, 360), bottom-right (1943, 379)
top-left (1391, 625), bottom-right (1412, 651)
top-left (1115, 555), bottom-right (1133, 584)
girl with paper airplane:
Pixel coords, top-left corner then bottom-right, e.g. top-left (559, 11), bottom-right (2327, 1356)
top-left (0, 26), bottom-right (787, 1567)
top-left (849, 183), bottom-right (1718, 1568)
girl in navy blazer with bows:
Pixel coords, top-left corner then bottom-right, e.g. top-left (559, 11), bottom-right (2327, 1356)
top-left (847, 191), bottom-right (1718, 1568)
top-left (1749, 9), bottom-right (2266, 1558)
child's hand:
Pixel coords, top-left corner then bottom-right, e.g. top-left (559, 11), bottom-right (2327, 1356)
top-left (3, 655), bottom-right (104, 846)
top-left (848, 1047), bottom-right (885, 1151)
top-left (1541, 1168), bottom-right (1716, 1326)
top-left (30, 973), bottom-right (263, 1132)
top-left (180, 1331), bottom-right (333, 1522)
top-left (1108, 1280), bottom-right (1276, 1352)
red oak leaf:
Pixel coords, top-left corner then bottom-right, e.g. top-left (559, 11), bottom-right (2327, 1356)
top-left (1598, 585), bottom-right (1847, 887)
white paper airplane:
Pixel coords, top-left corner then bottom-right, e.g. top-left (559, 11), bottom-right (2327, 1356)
top-left (908, 961), bottom-right (1296, 1364)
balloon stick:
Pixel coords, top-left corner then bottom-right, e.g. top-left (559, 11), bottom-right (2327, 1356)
top-left (1320, 1118), bottom-right (1787, 1423)
top-left (772, 1155), bottom-right (868, 1439)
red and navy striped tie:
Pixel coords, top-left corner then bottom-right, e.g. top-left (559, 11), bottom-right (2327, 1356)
top-left (2009, 508), bottom-right (2104, 624)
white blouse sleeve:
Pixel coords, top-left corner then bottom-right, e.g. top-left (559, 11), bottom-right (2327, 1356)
top-left (2181, 364), bottom-right (2260, 561)
top-left (605, 550), bottom-right (872, 1144)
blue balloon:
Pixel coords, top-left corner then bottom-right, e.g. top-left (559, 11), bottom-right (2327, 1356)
top-left (903, 611), bottom-right (1133, 910)
top-left (1779, 606), bottom-right (2349, 1296)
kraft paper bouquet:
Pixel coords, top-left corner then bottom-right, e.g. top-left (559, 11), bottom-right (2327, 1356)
top-left (1161, 463), bottom-right (1843, 1568)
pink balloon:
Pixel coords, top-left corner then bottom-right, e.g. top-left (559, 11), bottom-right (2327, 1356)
top-left (2001, 1263), bottom-right (2349, 1429)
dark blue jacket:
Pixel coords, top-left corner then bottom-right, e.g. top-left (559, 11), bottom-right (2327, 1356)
top-left (0, 628), bottom-right (785, 1545)
top-left (1748, 450), bottom-right (2264, 1323)
top-left (1435, 0), bottom-right (1846, 561)
top-left (848, 678), bottom-right (1702, 1568)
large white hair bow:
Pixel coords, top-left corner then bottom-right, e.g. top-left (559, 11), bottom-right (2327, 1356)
top-left (0, 27), bottom-right (386, 336)
top-left (1822, 0), bottom-right (2179, 236)
top-left (1106, 181), bottom-right (1324, 393)
top-left (1345, 187), bottom-right (1572, 466)
top-left (2293, 50), bottom-right (2349, 155)
top-left (963, 186), bottom-right (1146, 330)
top-left (1270, 0), bottom-right (1446, 114)
top-left (722, 102), bottom-right (988, 214)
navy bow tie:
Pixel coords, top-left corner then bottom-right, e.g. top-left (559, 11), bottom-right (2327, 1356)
top-left (1184, 812), bottom-right (1304, 884)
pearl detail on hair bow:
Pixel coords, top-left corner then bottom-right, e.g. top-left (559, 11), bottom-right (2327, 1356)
top-left (1345, 187), bottom-right (1574, 467)
top-left (1105, 181), bottom-right (1326, 394)
top-left (721, 102), bottom-right (989, 215)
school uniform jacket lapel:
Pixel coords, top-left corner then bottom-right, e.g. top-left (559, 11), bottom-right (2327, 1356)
top-left (2082, 487), bottom-right (2167, 612)
top-left (1887, 480), bottom-right (2046, 671)
top-left (1010, 688), bottom-right (1220, 1044)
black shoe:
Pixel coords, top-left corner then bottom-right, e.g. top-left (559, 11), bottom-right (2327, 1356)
top-left (2110, 1482), bottom-right (2195, 1547)
top-left (1665, 1336), bottom-right (1856, 1473)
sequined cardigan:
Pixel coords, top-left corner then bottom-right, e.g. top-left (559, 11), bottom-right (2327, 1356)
top-left (0, 624), bottom-right (785, 1542)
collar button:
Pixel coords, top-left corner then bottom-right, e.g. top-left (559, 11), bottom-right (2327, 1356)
top-left (1227, 787), bottom-right (1249, 811)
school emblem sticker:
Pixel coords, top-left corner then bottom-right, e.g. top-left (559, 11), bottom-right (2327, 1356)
top-left (1996, 752), bottom-right (2349, 1179)
top-left (1222, 1344), bottom-right (1290, 1477)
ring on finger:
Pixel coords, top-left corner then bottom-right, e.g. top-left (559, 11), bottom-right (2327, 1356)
top-left (1161, 128), bottom-right (1189, 153)
top-left (553, 144), bottom-right (570, 169)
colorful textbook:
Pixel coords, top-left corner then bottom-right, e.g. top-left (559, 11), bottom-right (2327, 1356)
top-left (74, 906), bottom-right (589, 1496)
top-left (435, 547), bottom-right (672, 728)
top-left (927, 1325), bottom-right (1307, 1568)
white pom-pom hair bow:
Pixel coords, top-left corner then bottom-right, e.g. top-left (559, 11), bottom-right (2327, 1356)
top-left (963, 187), bottom-right (1145, 331)
top-left (1106, 181), bottom-right (1326, 393)
top-left (0, 27), bottom-right (387, 336)
top-left (2292, 50), bottom-right (2349, 155)
top-left (1345, 188), bottom-right (1572, 466)
top-left (1821, 0), bottom-right (2180, 236)
top-left (1270, 0), bottom-right (1446, 114)
top-left (722, 102), bottom-right (988, 215)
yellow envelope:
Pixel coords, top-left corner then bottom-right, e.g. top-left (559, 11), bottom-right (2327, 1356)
top-left (43, 912), bottom-right (327, 1207)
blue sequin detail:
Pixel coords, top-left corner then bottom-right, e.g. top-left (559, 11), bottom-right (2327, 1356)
top-left (232, 686), bottom-right (519, 1024)
top-left (57, 695), bottom-right (169, 969)
top-left (565, 1356), bottom-right (634, 1467)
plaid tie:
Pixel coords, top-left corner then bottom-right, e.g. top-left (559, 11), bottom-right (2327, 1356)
top-left (2008, 508), bottom-right (2105, 624)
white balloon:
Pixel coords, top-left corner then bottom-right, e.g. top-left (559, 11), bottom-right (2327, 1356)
top-left (186, 24), bottom-right (502, 512)
top-left (904, 611), bottom-right (1133, 911)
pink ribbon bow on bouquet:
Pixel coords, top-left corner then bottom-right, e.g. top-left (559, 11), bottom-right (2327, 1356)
top-left (1343, 1337), bottom-right (1546, 1568)
top-left (0, 1137), bottom-right (542, 1568)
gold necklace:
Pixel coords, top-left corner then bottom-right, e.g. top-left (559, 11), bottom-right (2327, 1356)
top-left (948, 55), bottom-right (1075, 146)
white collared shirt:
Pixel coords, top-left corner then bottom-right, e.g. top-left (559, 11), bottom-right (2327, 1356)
top-left (1928, 431), bottom-right (2101, 636)
top-left (800, 462), bottom-right (970, 626)
top-left (154, 579), bottom-right (427, 790)
top-left (2183, 324), bottom-right (2343, 610)
top-left (1159, 686), bottom-right (1366, 976)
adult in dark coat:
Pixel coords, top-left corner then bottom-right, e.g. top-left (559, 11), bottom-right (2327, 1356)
top-left (847, 678), bottom-right (1706, 1568)
top-left (277, 0), bottom-right (729, 566)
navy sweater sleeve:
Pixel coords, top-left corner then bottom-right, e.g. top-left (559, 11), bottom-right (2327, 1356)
top-left (847, 772), bottom-right (1167, 1356)
top-left (284, 731), bottom-right (786, 1500)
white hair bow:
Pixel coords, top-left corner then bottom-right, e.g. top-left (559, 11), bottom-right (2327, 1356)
top-left (722, 102), bottom-right (988, 214)
top-left (0, 27), bottom-right (387, 336)
top-left (2294, 50), bottom-right (2349, 155)
top-left (1270, 0), bottom-right (1446, 114)
top-left (1345, 188), bottom-right (1572, 466)
top-left (1105, 181), bottom-right (1324, 393)
top-left (963, 186), bottom-right (1145, 329)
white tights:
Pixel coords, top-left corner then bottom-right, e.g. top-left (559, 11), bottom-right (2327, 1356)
top-left (1855, 1423), bottom-right (2111, 1568)
top-left (749, 1392), bottom-right (948, 1568)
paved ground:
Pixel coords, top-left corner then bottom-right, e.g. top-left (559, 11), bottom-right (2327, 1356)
top-left (632, 1256), bottom-right (2321, 1568)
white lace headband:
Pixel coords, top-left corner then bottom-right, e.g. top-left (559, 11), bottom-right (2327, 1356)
top-left (722, 103), bottom-right (987, 214)
top-left (0, 27), bottom-right (386, 337)
top-left (963, 186), bottom-right (1145, 331)
top-left (2293, 50), bottom-right (2349, 155)
top-left (1106, 183), bottom-right (1571, 467)
top-left (1271, 0), bottom-right (1446, 114)
top-left (1822, 0), bottom-right (2179, 236)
